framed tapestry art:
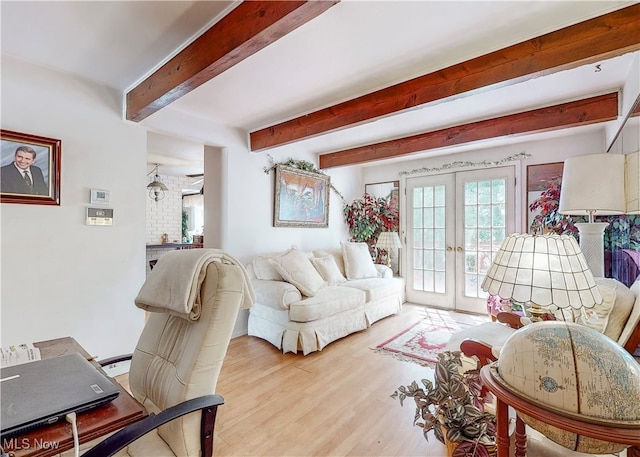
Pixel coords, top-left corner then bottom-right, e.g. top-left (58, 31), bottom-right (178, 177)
top-left (274, 165), bottom-right (330, 228)
top-left (0, 130), bottom-right (61, 205)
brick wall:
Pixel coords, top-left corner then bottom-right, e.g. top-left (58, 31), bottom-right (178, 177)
top-left (145, 174), bottom-right (192, 244)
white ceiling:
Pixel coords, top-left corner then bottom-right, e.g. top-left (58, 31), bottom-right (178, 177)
top-left (1, 1), bottom-right (637, 176)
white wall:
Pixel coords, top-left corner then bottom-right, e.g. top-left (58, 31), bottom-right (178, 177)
top-left (1, 56), bottom-right (147, 358)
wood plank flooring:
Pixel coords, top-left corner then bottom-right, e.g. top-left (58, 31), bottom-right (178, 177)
top-left (213, 303), bottom-right (459, 457)
top-left (114, 304), bottom-right (629, 457)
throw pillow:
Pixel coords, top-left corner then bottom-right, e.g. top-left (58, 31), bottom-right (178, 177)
top-left (595, 278), bottom-right (634, 341)
top-left (313, 249), bottom-right (346, 277)
top-left (310, 255), bottom-right (346, 285)
top-left (341, 241), bottom-right (378, 280)
top-left (252, 250), bottom-right (292, 281)
top-left (269, 248), bottom-right (326, 296)
top-left (577, 278), bottom-right (633, 339)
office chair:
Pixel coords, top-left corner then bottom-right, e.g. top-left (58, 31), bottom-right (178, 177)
top-left (84, 249), bottom-right (255, 457)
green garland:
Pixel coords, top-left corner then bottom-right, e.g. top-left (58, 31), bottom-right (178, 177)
top-left (263, 155), bottom-right (346, 204)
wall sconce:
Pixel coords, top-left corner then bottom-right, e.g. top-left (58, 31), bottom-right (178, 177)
top-left (147, 164), bottom-right (168, 202)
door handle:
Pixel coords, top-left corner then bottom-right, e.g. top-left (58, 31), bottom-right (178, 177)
top-left (456, 247), bottom-right (463, 252)
top-left (446, 246), bottom-right (453, 252)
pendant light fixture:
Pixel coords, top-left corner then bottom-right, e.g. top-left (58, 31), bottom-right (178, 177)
top-left (147, 164), bottom-right (168, 202)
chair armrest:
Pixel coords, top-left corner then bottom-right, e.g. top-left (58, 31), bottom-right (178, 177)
top-left (496, 311), bottom-right (526, 329)
top-left (251, 279), bottom-right (301, 310)
top-left (82, 394), bottom-right (224, 457)
top-left (98, 354), bottom-right (133, 366)
top-left (374, 264), bottom-right (392, 278)
top-left (460, 339), bottom-right (498, 367)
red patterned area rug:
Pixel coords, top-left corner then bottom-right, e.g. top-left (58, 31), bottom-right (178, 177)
top-left (373, 319), bottom-right (471, 367)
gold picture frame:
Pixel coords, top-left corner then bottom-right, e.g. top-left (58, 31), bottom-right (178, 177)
top-left (274, 165), bottom-right (330, 228)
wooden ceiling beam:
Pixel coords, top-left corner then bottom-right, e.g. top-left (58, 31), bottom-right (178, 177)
top-left (319, 93), bottom-right (618, 169)
top-left (251, 4), bottom-right (640, 151)
top-left (126, 1), bottom-right (338, 122)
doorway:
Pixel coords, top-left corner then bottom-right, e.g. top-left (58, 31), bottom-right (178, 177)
top-left (404, 166), bottom-right (515, 313)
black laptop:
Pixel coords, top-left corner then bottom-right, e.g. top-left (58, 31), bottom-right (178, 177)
top-left (1, 352), bottom-right (120, 438)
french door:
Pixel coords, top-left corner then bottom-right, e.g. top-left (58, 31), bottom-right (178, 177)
top-left (405, 167), bottom-right (515, 313)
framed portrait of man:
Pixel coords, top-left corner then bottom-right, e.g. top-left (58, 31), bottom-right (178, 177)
top-left (0, 130), bottom-right (61, 205)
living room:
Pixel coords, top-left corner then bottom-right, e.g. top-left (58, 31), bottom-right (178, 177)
top-left (1, 0), bottom-right (637, 355)
top-left (1, 2), bottom-right (639, 455)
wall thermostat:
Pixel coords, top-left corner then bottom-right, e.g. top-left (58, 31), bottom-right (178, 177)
top-left (86, 207), bottom-right (113, 226)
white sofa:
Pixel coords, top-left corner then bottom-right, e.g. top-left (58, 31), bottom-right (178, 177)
top-left (246, 243), bottom-right (406, 355)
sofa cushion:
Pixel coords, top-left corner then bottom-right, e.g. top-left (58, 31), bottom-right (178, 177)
top-left (341, 241), bottom-right (378, 280)
top-left (619, 279), bottom-right (640, 347)
top-left (313, 249), bottom-right (346, 277)
top-left (596, 278), bottom-right (634, 341)
top-left (341, 277), bottom-right (404, 302)
top-left (253, 255), bottom-right (285, 281)
top-left (289, 286), bottom-right (366, 322)
top-left (310, 255), bottom-right (346, 285)
top-left (269, 248), bottom-right (326, 297)
top-left (565, 278), bottom-right (635, 342)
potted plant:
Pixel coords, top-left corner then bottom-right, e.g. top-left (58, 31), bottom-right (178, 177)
top-left (391, 351), bottom-right (496, 457)
top-left (343, 193), bottom-right (399, 257)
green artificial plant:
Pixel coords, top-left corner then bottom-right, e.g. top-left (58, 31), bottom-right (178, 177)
top-left (392, 351), bottom-right (496, 457)
top-left (343, 193), bottom-right (399, 256)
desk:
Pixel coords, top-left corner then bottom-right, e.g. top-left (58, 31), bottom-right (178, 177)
top-left (480, 364), bottom-right (640, 457)
top-left (2, 337), bottom-right (146, 457)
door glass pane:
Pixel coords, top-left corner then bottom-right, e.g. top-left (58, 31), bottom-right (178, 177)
top-left (413, 188), bottom-right (423, 207)
top-left (465, 229), bottom-right (477, 250)
top-left (423, 208), bottom-right (434, 228)
top-left (413, 228), bottom-right (423, 248)
top-left (463, 178), bottom-right (508, 299)
top-left (424, 229), bottom-right (434, 249)
top-left (413, 209), bottom-right (423, 228)
top-left (423, 187), bottom-right (433, 207)
top-left (492, 179), bottom-right (505, 203)
top-left (464, 182), bottom-right (477, 204)
top-left (434, 207), bottom-right (445, 228)
top-left (434, 228), bottom-right (446, 249)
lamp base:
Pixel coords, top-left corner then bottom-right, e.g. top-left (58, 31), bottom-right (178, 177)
top-left (574, 222), bottom-right (608, 278)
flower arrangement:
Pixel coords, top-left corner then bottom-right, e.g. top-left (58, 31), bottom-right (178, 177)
top-left (392, 351), bottom-right (496, 457)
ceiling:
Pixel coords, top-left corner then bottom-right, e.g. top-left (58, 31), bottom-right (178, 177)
top-left (1, 1), bottom-right (638, 177)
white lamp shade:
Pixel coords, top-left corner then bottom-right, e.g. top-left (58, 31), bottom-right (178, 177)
top-left (626, 151), bottom-right (639, 214)
top-left (481, 233), bottom-right (601, 309)
top-left (376, 231), bottom-right (402, 250)
top-left (558, 153), bottom-right (626, 216)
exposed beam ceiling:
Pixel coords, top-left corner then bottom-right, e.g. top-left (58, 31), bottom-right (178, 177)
top-left (319, 93), bottom-right (619, 168)
top-left (251, 4), bottom-right (640, 153)
top-left (126, 0), bottom-right (338, 122)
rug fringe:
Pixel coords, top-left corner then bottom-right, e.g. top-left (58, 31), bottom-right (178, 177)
top-left (370, 347), bottom-right (437, 368)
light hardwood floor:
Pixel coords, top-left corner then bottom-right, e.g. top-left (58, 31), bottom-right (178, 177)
top-left (118, 304), bottom-right (487, 457)
top-left (114, 305), bottom-right (629, 457)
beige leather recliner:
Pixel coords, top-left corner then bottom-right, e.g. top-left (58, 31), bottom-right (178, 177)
top-left (83, 249), bottom-right (254, 457)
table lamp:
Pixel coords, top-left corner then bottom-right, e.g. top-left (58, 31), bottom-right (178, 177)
top-left (481, 233), bottom-right (602, 321)
top-left (375, 231), bottom-right (402, 269)
top-left (558, 153), bottom-right (626, 277)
